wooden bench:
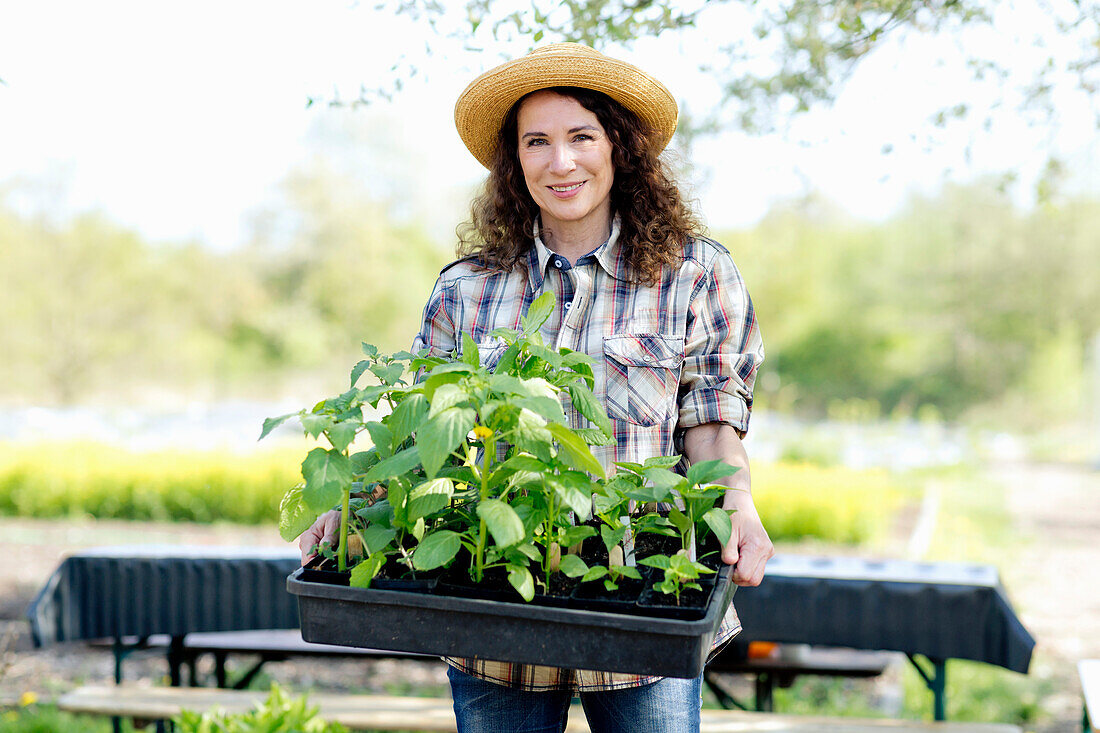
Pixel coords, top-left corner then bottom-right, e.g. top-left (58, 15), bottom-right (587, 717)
top-left (1082, 659), bottom-right (1099, 732)
top-left (94, 630), bottom-right (439, 688)
top-left (58, 684), bottom-right (1023, 732)
top-left (706, 644), bottom-right (894, 711)
top-left (98, 631), bottom-right (888, 712)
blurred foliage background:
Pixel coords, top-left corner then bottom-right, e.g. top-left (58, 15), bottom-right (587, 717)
top-left (3, 171), bottom-right (1096, 430)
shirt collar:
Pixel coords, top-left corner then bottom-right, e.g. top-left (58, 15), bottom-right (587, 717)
top-left (528, 215), bottom-right (623, 291)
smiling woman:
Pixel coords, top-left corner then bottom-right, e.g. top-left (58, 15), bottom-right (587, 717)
top-left (298, 42), bottom-right (770, 733)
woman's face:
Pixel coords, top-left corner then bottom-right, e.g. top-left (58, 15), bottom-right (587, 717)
top-left (515, 90), bottom-right (615, 236)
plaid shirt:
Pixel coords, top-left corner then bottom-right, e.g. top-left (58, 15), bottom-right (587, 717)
top-left (412, 218), bottom-right (764, 692)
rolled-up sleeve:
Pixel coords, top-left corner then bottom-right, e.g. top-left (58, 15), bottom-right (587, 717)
top-left (677, 252), bottom-right (764, 436)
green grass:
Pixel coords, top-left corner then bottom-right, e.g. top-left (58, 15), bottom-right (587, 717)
top-left (767, 660), bottom-right (1049, 726)
top-left (0, 706), bottom-right (115, 733)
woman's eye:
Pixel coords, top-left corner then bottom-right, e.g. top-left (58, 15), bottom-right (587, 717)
top-left (525, 138), bottom-right (548, 147)
top-left (573, 134), bottom-right (592, 142)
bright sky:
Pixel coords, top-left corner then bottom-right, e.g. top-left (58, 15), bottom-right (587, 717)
top-left (2, 1), bottom-right (1097, 250)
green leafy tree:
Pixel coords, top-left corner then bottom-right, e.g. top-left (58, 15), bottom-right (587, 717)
top-left (367, 1), bottom-right (1099, 136)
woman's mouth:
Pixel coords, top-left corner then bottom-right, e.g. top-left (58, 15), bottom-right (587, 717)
top-left (548, 181), bottom-right (585, 198)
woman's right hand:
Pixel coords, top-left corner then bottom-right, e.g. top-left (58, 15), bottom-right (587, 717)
top-left (299, 510), bottom-right (341, 566)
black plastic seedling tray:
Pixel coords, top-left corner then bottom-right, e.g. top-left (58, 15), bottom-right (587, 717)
top-left (287, 565), bottom-right (736, 678)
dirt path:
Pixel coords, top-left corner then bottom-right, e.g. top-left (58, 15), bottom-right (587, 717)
top-left (991, 460), bottom-right (1100, 731)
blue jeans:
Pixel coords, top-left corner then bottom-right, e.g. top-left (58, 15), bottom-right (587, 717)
top-left (447, 666), bottom-right (702, 733)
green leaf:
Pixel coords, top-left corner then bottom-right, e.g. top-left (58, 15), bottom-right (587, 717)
top-left (461, 332), bottom-right (480, 367)
top-left (300, 412), bottom-right (334, 439)
top-left (575, 427), bottom-right (615, 446)
top-left (702, 507), bottom-right (734, 548)
top-left (389, 393), bottom-right (429, 444)
top-left (549, 479), bottom-right (594, 522)
top-left (668, 508), bottom-right (692, 535)
top-left (507, 565), bottom-right (535, 601)
top-left (426, 361), bottom-right (476, 377)
top-left (363, 446), bottom-right (421, 483)
top-left (600, 524), bottom-right (627, 552)
top-left (513, 542), bottom-right (542, 563)
top-left (686, 459), bottom-right (740, 487)
top-left (477, 498), bottom-right (526, 547)
top-left (278, 484), bottom-right (315, 542)
top-left (361, 342), bottom-right (379, 358)
top-left (361, 524), bottom-right (397, 555)
top-left (567, 384), bottom-right (612, 437)
top-left (489, 454), bottom-right (545, 486)
top-left (581, 566), bottom-right (609, 582)
top-left (513, 409), bottom-right (554, 461)
top-left (350, 554), bottom-right (385, 589)
top-left (625, 483), bottom-right (675, 504)
top-left (407, 478), bottom-right (454, 521)
top-left (487, 373), bottom-right (528, 396)
top-left (522, 292), bottom-right (555, 333)
top-left (412, 530), bottom-right (462, 570)
top-left (436, 464), bottom-right (480, 486)
top-left (417, 407), bottom-right (476, 478)
top-left (514, 395), bottom-right (567, 424)
top-left (362, 421), bottom-right (393, 458)
top-left (643, 455), bottom-right (683, 469)
top-left (350, 450), bottom-right (380, 475)
top-left (558, 554), bottom-right (589, 578)
top-left (350, 359), bottom-right (371, 387)
top-left (259, 413), bottom-right (295, 441)
top-left (388, 481), bottom-right (408, 526)
top-left (355, 497), bottom-right (392, 526)
top-left (429, 383), bottom-right (467, 418)
top-left (638, 554), bottom-right (671, 570)
top-left (547, 422), bottom-right (605, 478)
top-left (495, 342), bottom-right (521, 374)
top-left (526, 342), bottom-right (563, 369)
top-left (560, 524), bottom-right (597, 547)
top-left (643, 467), bottom-right (686, 492)
top-left (370, 361), bottom-right (405, 385)
top-left (357, 384), bottom-right (389, 408)
top-left (618, 566), bottom-right (642, 581)
top-left (300, 448), bottom-right (352, 512)
top-left (327, 420), bottom-right (359, 453)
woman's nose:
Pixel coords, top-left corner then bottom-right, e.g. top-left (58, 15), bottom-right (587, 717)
top-left (549, 144), bottom-right (576, 175)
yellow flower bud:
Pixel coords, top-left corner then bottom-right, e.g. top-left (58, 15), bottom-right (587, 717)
top-left (472, 426), bottom-right (493, 440)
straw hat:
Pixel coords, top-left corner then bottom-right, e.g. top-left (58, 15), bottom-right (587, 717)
top-left (454, 42), bottom-right (678, 169)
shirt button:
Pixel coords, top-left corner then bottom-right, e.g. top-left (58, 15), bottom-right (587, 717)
top-left (564, 302), bottom-right (572, 310)
top-left (553, 258), bottom-right (562, 268)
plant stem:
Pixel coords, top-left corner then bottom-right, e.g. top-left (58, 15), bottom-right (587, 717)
top-left (338, 488), bottom-right (350, 573)
top-left (474, 439), bottom-right (494, 582)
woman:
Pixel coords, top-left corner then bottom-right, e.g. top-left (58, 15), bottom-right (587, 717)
top-left (301, 43), bottom-right (773, 733)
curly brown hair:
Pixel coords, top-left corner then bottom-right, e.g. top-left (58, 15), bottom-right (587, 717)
top-left (456, 87), bottom-right (702, 285)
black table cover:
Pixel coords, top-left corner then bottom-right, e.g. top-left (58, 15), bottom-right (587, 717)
top-left (27, 548), bottom-right (1034, 675)
top-left (730, 555), bottom-right (1034, 673)
top-left (27, 546), bottom-right (300, 646)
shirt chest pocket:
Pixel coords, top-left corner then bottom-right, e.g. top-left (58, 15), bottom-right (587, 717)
top-left (603, 334), bottom-right (685, 428)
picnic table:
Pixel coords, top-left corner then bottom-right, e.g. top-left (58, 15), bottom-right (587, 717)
top-left (27, 546), bottom-right (1034, 722)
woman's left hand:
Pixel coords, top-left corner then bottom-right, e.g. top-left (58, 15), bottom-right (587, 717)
top-left (720, 489), bottom-right (774, 587)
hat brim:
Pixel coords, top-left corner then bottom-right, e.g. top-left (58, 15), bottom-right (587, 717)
top-left (454, 43), bottom-right (678, 169)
